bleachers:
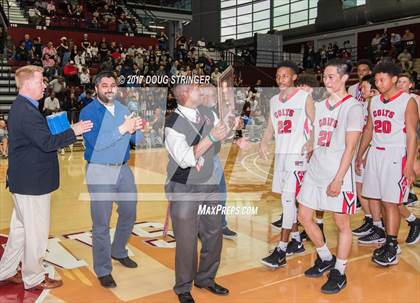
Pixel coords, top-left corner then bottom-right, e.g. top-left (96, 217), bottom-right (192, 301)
top-left (15, 0), bottom-right (157, 35)
top-left (0, 60), bottom-right (18, 119)
top-left (7, 27), bottom-right (158, 50)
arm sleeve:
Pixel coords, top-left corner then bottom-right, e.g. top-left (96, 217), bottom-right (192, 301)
top-left (164, 127), bottom-right (196, 169)
top-left (346, 104), bottom-right (364, 132)
top-left (22, 112), bottom-right (76, 152)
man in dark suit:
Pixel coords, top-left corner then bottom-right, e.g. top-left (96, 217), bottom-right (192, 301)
top-left (0, 65), bottom-right (93, 290)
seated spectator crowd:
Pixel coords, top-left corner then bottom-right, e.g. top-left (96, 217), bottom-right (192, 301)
top-left (2, 31), bottom-right (229, 150)
top-left (20, 0), bottom-right (139, 34)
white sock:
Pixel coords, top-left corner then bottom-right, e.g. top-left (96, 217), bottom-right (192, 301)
top-left (373, 221), bottom-right (383, 229)
top-left (406, 213), bottom-right (416, 223)
top-left (316, 244), bottom-right (332, 261)
top-left (334, 258), bottom-right (347, 275)
top-left (315, 218), bottom-right (323, 224)
top-left (277, 241), bottom-right (287, 252)
top-left (365, 214), bottom-right (372, 218)
top-left (291, 231), bottom-right (301, 242)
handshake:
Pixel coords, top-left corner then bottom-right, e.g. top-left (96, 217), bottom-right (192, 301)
top-left (119, 113), bottom-right (143, 135)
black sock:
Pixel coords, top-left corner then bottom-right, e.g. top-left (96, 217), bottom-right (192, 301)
top-left (386, 235), bottom-right (397, 244)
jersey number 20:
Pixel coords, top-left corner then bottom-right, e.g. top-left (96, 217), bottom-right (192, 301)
top-left (374, 120), bottom-right (392, 133)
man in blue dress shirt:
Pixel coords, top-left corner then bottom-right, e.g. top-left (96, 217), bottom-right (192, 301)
top-left (79, 71), bottom-right (143, 288)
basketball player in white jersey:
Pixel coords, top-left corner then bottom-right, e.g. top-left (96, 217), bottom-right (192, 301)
top-left (348, 59), bottom-right (373, 103)
top-left (397, 73), bottom-right (420, 117)
top-left (347, 61), bottom-right (376, 239)
top-left (396, 73), bottom-right (420, 207)
top-left (295, 74), bottom-right (327, 243)
top-left (395, 73), bottom-right (420, 245)
top-left (354, 75), bottom-right (388, 245)
top-left (298, 59), bottom-right (364, 294)
top-left (259, 61), bottom-right (314, 268)
top-left (356, 63), bottom-right (418, 266)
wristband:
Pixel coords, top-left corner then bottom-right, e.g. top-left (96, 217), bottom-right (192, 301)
top-left (208, 133), bottom-right (218, 143)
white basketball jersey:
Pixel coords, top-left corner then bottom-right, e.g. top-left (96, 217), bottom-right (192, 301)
top-left (410, 93), bottom-right (420, 118)
top-left (270, 88), bottom-right (311, 171)
top-left (270, 89), bottom-right (311, 154)
top-left (362, 100), bottom-right (369, 128)
top-left (349, 82), bottom-right (368, 128)
top-left (306, 95), bottom-right (363, 187)
top-left (371, 91), bottom-right (410, 148)
top-left (348, 83), bottom-right (364, 102)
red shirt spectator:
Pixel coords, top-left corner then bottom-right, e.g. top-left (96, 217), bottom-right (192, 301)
top-left (111, 51), bottom-right (121, 60)
top-left (63, 61), bottom-right (78, 76)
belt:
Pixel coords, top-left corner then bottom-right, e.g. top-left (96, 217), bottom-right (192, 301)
top-left (88, 161), bottom-right (127, 166)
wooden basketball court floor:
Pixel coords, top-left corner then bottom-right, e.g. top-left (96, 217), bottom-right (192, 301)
top-left (0, 144), bottom-right (419, 303)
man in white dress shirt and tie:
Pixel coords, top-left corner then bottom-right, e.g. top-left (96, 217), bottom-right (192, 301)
top-left (164, 84), bottom-right (229, 303)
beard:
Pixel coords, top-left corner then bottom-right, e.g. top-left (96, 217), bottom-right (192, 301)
top-left (97, 91), bottom-right (114, 104)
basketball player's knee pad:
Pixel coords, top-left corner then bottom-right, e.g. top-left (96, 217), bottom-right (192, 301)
top-left (281, 192), bottom-right (297, 229)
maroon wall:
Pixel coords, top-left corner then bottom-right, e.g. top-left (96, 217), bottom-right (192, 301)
top-left (8, 27), bottom-right (158, 48)
top-left (235, 65), bottom-right (277, 87)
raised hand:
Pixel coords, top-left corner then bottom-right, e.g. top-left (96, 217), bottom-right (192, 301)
top-left (134, 117), bottom-right (144, 131)
top-left (71, 120), bottom-right (93, 136)
top-left (120, 113), bottom-right (140, 134)
top-left (210, 121), bottom-right (228, 142)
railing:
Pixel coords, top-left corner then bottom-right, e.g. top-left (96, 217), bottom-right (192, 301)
top-left (126, 0), bottom-right (191, 13)
top-left (195, 46), bottom-right (222, 62)
top-left (221, 49), bottom-right (304, 68)
top-left (0, 59), bottom-right (18, 120)
top-left (0, 0), bottom-right (10, 28)
top-left (124, 0), bottom-right (159, 35)
top-left (0, 0), bottom-right (15, 108)
top-left (300, 46), bottom-right (358, 69)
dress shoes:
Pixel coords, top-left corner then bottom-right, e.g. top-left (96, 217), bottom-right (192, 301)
top-left (98, 275), bottom-right (117, 288)
top-left (111, 256), bottom-right (138, 268)
top-left (195, 282), bottom-right (229, 295)
top-left (177, 292), bottom-right (195, 303)
top-left (31, 274), bottom-right (63, 290)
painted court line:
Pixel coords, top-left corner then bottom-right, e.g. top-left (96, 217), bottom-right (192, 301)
top-left (240, 252), bottom-right (374, 295)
